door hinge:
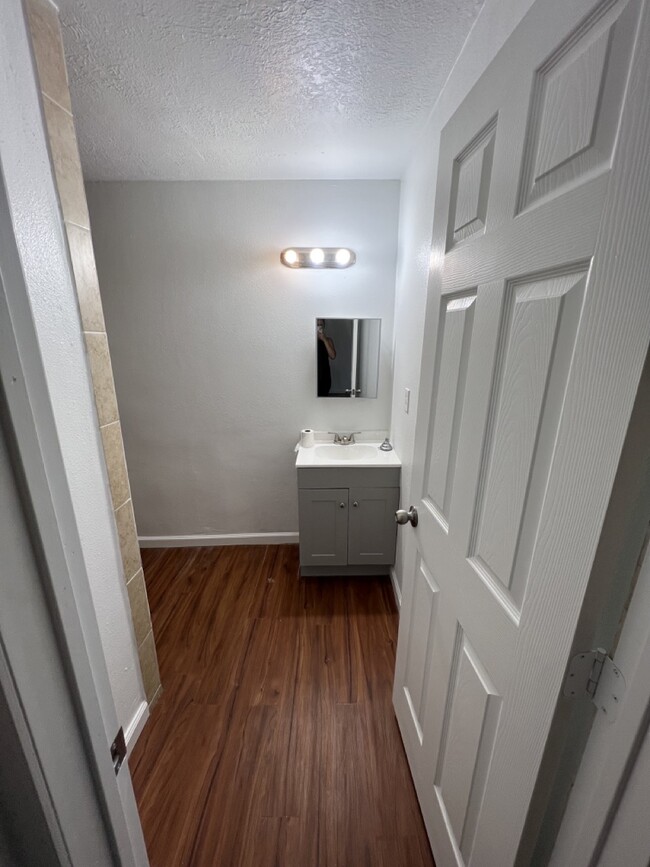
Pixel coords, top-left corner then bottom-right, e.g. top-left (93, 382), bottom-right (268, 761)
top-left (110, 726), bottom-right (127, 775)
top-left (563, 648), bottom-right (626, 723)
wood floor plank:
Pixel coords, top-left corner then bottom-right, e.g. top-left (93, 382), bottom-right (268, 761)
top-left (184, 704), bottom-right (278, 866)
top-left (132, 698), bottom-right (230, 867)
top-left (254, 543), bottom-right (304, 621)
top-left (131, 545), bottom-right (435, 866)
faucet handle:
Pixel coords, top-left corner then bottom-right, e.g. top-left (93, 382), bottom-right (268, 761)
top-left (327, 431), bottom-right (362, 444)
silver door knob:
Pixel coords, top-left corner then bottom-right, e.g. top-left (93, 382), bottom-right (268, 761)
top-left (395, 506), bottom-right (418, 527)
top-left (339, 502), bottom-right (346, 509)
top-left (353, 501), bottom-right (359, 508)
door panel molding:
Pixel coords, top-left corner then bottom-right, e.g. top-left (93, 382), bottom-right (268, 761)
top-left (393, 0), bottom-right (649, 863)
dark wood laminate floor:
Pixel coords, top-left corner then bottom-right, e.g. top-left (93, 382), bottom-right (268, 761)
top-left (131, 545), bottom-right (434, 867)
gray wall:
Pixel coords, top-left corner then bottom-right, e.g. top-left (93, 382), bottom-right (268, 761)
top-left (87, 180), bottom-right (399, 538)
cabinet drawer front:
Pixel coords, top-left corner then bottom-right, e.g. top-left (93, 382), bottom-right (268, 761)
top-left (298, 488), bottom-right (349, 567)
top-left (297, 467), bottom-right (400, 489)
top-left (348, 487), bottom-right (399, 565)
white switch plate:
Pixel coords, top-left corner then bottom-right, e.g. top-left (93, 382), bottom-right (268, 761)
top-left (404, 388), bottom-right (410, 414)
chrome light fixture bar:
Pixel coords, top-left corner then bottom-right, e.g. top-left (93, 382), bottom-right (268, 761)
top-left (281, 247), bottom-right (356, 269)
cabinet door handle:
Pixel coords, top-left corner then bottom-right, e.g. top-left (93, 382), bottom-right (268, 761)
top-left (352, 501), bottom-right (359, 508)
top-left (339, 502), bottom-right (346, 509)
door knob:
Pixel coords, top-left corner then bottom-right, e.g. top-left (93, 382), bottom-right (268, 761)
top-left (339, 502), bottom-right (346, 509)
top-left (395, 506), bottom-right (418, 527)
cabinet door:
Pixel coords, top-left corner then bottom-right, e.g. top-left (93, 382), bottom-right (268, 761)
top-left (348, 487), bottom-right (399, 566)
top-left (298, 488), bottom-right (348, 567)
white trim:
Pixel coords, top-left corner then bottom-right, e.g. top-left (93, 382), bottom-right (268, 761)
top-left (138, 532), bottom-right (299, 548)
top-left (125, 701), bottom-right (149, 752)
top-left (390, 566), bottom-right (402, 611)
top-left (0, 5), bottom-right (147, 861)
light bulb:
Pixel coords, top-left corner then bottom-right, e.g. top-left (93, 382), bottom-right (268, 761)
top-left (283, 249), bottom-right (298, 265)
top-left (335, 248), bottom-right (351, 266)
top-left (309, 247), bottom-right (325, 265)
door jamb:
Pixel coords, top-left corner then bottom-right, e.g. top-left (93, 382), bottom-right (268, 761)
top-left (0, 5), bottom-right (146, 857)
top-left (0, 158), bottom-right (145, 867)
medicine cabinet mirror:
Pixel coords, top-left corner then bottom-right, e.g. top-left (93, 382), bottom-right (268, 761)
top-left (316, 318), bottom-right (381, 399)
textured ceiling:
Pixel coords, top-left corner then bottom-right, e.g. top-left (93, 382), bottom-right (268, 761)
top-left (58, 0), bottom-right (484, 180)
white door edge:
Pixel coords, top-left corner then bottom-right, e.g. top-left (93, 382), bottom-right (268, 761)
top-left (550, 527), bottom-right (650, 866)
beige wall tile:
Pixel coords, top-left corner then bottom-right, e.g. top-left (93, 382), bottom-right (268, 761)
top-left (26, 0), bottom-right (153, 710)
top-left (66, 224), bottom-right (105, 332)
top-left (114, 499), bottom-right (142, 581)
top-left (42, 95), bottom-right (89, 229)
top-left (84, 332), bottom-right (119, 426)
top-left (26, 0), bottom-right (72, 113)
top-left (126, 569), bottom-right (152, 646)
top-left (100, 421), bottom-right (130, 509)
top-left (138, 630), bottom-right (161, 704)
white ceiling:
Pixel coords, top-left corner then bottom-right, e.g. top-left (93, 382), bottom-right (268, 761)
top-left (58, 0), bottom-right (484, 181)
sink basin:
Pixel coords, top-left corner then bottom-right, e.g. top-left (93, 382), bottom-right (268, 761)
top-left (295, 438), bottom-right (400, 468)
top-left (314, 444), bottom-right (378, 461)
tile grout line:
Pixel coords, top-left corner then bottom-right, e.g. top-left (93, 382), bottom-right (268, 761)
top-left (114, 494), bottom-right (131, 513)
top-left (125, 563), bottom-right (143, 586)
top-left (41, 89), bottom-right (73, 118)
top-left (100, 419), bottom-right (121, 431)
top-left (64, 218), bottom-right (92, 233)
top-left (138, 627), bottom-right (154, 649)
top-left (126, 566), bottom-right (144, 584)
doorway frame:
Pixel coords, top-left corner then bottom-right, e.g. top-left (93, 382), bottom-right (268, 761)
top-left (0, 148), bottom-right (146, 867)
top-left (0, 185), bottom-right (145, 867)
top-left (0, 0), bottom-right (147, 861)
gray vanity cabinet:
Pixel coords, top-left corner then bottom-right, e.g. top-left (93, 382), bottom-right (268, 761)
top-left (297, 467), bottom-right (400, 576)
top-left (348, 487), bottom-right (400, 566)
top-left (297, 488), bottom-right (349, 566)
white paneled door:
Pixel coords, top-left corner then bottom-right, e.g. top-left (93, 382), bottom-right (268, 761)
top-left (392, 0), bottom-right (650, 864)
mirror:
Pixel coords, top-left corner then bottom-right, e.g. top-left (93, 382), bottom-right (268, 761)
top-left (316, 318), bottom-right (381, 398)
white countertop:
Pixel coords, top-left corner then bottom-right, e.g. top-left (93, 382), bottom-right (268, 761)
top-left (295, 433), bottom-right (401, 468)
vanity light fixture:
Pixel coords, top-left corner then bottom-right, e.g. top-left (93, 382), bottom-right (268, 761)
top-left (280, 247), bottom-right (356, 269)
top-left (335, 248), bottom-right (352, 266)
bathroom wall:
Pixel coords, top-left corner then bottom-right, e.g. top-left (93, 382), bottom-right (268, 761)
top-left (388, 0), bottom-right (538, 595)
top-left (25, 0), bottom-right (160, 720)
top-left (87, 180), bottom-right (399, 541)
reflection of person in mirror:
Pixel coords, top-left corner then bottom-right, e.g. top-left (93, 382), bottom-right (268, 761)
top-left (317, 319), bottom-right (336, 396)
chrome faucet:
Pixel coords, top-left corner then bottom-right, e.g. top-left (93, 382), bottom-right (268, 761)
top-left (328, 431), bottom-right (361, 445)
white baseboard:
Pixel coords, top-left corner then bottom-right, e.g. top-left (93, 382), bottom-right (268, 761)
top-left (125, 700), bottom-right (149, 751)
top-left (138, 531), bottom-right (299, 548)
top-left (390, 566), bottom-right (402, 612)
